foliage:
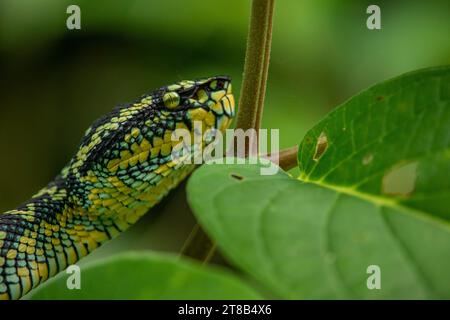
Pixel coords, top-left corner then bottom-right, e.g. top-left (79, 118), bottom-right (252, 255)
top-left (28, 252), bottom-right (262, 299)
top-left (2, 0), bottom-right (448, 300)
top-left (187, 67), bottom-right (450, 299)
top-left (31, 66), bottom-right (450, 299)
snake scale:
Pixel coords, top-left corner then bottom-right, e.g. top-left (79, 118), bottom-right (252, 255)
top-left (0, 76), bottom-right (235, 300)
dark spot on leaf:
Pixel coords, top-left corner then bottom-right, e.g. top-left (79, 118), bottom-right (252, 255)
top-left (313, 131), bottom-right (328, 161)
top-left (376, 96), bottom-right (384, 101)
top-left (230, 173), bottom-right (244, 181)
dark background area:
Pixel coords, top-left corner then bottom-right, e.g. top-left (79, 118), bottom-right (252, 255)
top-left (0, 0), bottom-right (449, 262)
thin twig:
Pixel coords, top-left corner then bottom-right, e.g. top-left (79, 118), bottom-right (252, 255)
top-left (263, 145), bottom-right (298, 171)
top-left (179, 224), bottom-right (215, 262)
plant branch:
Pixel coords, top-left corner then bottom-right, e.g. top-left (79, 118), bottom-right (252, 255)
top-left (179, 223), bottom-right (216, 263)
top-left (180, 145), bottom-right (297, 262)
top-left (236, 0), bottom-right (275, 132)
top-left (263, 145), bottom-right (298, 171)
top-left (254, 0), bottom-right (275, 132)
top-left (181, 0), bottom-right (276, 262)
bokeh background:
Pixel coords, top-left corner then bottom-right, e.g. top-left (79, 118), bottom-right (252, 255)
top-left (1, 0), bottom-right (449, 264)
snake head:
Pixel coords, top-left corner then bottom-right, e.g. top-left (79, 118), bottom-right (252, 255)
top-left (67, 76), bottom-right (235, 215)
top-left (157, 75), bottom-right (235, 132)
top-left (73, 76), bottom-right (235, 172)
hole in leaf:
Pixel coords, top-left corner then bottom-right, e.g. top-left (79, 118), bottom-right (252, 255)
top-left (382, 162), bottom-right (418, 196)
top-left (313, 131), bottom-right (328, 161)
top-left (362, 153), bottom-right (374, 165)
top-left (230, 173), bottom-right (244, 181)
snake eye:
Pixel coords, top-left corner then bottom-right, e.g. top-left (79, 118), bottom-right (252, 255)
top-left (163, 91), bottom-right (180, 109)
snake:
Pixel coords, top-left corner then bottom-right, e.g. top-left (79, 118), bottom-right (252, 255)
top-left (0, 76), bottom-right (235, 300)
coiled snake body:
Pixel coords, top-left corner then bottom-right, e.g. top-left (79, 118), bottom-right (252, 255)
top-left (0, 76), bottom-right (235, 300)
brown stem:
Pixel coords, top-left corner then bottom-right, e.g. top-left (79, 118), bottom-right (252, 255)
top-left (254, 0), bottom-right (275, 132)
top-left (235, 0), bottom-right (275, 132)
top-left (263, 145), bottom-right (298, 171)
top-left (181, 0), bottom-right (276, 262)
top-left (179, 224), bottom-right (216, 263)
top-left (180, 145), bottom-right (297, 262)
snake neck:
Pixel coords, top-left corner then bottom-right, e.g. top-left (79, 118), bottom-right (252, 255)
top-left (0, 174), bottom-right (109, 300)
top-left (0, 163), bottom-right (194, 300)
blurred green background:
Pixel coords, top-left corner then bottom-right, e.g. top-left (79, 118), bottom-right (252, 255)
top-left (0, 0), bottom-right (449, 263)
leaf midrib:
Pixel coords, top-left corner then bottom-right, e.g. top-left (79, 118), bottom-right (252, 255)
top-left (298, 177), bottom-right (450, 232)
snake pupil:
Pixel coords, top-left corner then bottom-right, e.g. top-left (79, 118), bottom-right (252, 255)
top-left (163, 92), bottom-right (180, 109)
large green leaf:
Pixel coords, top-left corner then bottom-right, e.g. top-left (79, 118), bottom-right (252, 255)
top-left (27, 252), bottom-right (262, 300)
top-left (299, 67), bottom-right (450, 220)
top-left (187, 67), bottom-right (450, 299)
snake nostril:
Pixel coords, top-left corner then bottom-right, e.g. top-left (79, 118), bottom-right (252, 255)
top-left (216, 81), bottom-right (225, 90)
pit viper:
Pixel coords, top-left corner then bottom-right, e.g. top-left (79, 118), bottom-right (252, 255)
top-left (0, 76), bottom-right (235, 300)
